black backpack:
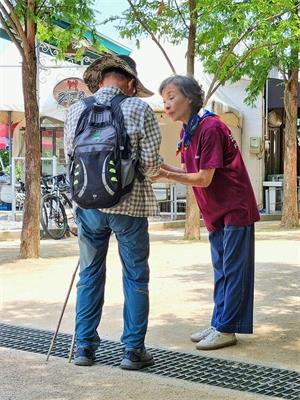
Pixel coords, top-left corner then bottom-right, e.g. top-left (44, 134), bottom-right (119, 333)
top-left (68, 94), bottom-right (140, 209)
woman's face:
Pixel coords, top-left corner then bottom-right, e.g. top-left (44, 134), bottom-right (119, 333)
top-left (161, 83), bottom-right (192, 124)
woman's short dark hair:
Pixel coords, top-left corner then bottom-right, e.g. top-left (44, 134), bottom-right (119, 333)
top-left (159, 75), bottom-right (205, 112)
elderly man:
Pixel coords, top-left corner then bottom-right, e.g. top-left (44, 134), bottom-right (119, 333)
top-left (64, 53), bottom-right (162, 370)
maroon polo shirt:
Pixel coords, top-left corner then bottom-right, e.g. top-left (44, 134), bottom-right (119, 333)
top-left (181, 116), bottom-right (260, 232)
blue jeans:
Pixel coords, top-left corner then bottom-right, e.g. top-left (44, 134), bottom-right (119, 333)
top-left (209, 224), bottom-right (255, 333)
top-left (75, 208), bottom-right (150, 350)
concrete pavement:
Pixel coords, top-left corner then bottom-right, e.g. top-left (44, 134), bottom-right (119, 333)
top-left (0, 221), bottom-right (299, 399)
top-left (1, 347), bottom-right (281, 400)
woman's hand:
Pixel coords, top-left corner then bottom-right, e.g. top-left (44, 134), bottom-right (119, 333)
top-left (150, 168), bottom-right (168, 182)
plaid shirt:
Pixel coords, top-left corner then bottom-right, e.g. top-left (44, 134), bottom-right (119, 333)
top-left (64, 86), bottom-right (162, 217)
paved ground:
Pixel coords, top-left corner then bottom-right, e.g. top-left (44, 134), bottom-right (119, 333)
top-left (0, 220), bottom-right (299, 399)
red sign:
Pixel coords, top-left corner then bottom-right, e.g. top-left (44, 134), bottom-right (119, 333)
top-left (53, 78), bottom-right (92, 108)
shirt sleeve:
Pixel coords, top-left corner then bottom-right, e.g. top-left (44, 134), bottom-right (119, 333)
top-left (199, 125), bottom-right (225, 170)
top-left (138, 104), bottom-right (163, 177)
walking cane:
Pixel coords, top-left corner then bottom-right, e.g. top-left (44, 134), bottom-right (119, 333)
top-left (46, 259), bottom-right (80, 362)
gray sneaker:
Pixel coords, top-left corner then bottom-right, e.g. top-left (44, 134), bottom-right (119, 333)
top-left (196, 330), bottom-right (237, 350)
top-left (74, 347), bottom-right (96, 366)
top-left (190, 326), bottom-right (215, 343)
top-left (120, 348), bottom-right (155, 370)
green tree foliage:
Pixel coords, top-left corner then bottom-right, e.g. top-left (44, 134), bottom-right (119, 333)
top-left (0, 149), bottom-right (9, 168)
top-left (194, 0), bottom-right (299, 104)
top-left (0, 0), bottom-right (99, 59)
top-left (105, 0), bottom-right (193, 74)
top-left (107, 0), bottom-right (188, 45)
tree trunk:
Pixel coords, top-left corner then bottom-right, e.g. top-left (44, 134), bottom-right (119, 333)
top-left (184, 0), bottom-right (200, 240)
top-left (20, 52), bottom-right (41, 258)
top-left (184, 187), bottom-right (201, 239)
top-left (186, 0), bottom-right (196, 76)
top-left (281, 67), bottom-right (299, 228)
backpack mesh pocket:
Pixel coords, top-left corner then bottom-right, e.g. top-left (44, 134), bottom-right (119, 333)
top-left (71, 150), bottom-right (122, 209)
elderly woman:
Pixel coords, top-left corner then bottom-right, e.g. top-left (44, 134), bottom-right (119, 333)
top-left (155, 75), bottom-right (260, 350)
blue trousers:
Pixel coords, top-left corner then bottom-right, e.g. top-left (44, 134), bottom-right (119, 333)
top-left (209, 224), bottom-right (255, 334)
top-left (75, 208), bottom-right (150, 350)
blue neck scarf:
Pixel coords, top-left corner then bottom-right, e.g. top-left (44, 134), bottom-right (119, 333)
top-left (176, 109), bottom-right (215, 155)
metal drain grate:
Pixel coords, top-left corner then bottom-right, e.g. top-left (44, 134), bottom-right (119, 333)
top-left (0, 323), bottom-right (299, 399)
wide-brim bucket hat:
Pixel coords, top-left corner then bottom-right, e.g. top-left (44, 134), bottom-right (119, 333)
top-left (83, 52), bottom-right (153, 97)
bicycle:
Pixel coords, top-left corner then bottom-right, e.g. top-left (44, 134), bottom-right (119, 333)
top-left (40, 174), bottom-right (77, 240)
top-left (15, 181), bottom-right (26, 211)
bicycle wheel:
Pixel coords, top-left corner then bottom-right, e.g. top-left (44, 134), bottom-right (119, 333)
top-left (41, 194), bottom-right (67, 240)
top-left (40, 202), bottom-right (48, 238)
top-left (61, 193), bottom-right (78, 236)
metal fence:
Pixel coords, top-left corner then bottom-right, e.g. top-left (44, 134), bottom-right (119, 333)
top-left (153, 183), bottom-right (186, 220)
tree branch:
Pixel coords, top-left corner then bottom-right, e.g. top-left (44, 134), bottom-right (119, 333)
top-left (279, 67), bottom-right (288, 83)
top-left (283, 76), bottom-right (293, 122)
top-left (0, 12), bottom-right (24, 55)
top-left (186, 0), bottom-right (197, 75)
top-left (36, 0), bottom-right (48, 15)
top-left (126, 0), bottom-right (176, 74)
top-left (27, 0), bottom-right (37, 50)
top-left (205, 42), bottom-right (278, 104)
top-left (205, 6), bottom-right (296, 102)
top-left (3, 0), bottom-right (29, 53)
top-left (173, 0), bottom-right (189, 30)
top-left (0, 2), bottom-right (18, 34)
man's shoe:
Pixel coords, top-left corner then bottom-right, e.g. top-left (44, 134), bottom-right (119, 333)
top-left (120, 348), bottom-right (155, 370)
top-left (74, 347), bottom-right (96, 366)
top-left (196, 330), bottom-right (237, 350)
top-left (190, 326), bottom-right (215, 343)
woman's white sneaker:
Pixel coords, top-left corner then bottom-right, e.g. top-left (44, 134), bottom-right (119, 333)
top-left (190, 326), bottom-right (215, 343)
top-left (195, 330), bottom-right (237, 350)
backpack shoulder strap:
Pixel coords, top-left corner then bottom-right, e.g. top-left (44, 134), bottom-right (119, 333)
top-left (110, 93), bottom-right (128, 108)
top-left (74, 96), bottom-right (96, 137)
top-left (110, 94), bottom-right (128, 134)
top-left (82, 95), bottom-right (96, 108)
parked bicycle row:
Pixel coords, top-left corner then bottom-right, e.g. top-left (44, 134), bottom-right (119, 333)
top-left (16, 173), bottom-right (77, 240)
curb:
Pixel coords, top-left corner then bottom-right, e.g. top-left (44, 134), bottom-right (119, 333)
top-left (0, 230), bottom-right (22, 240)
top-left (0, 222), bottom-right (188, 241)
top-left (0, 214), bottom-right (292, 241)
